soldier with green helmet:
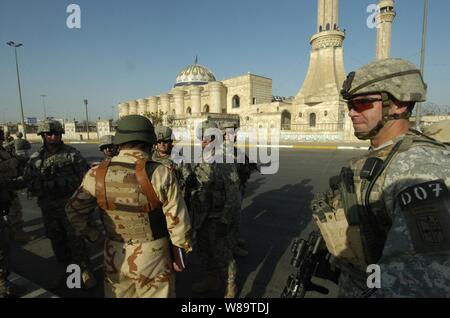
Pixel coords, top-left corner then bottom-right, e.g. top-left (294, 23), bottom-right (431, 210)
top-left (187, 120), bottom-right (240, 298)
top-left (22, 119), bottom-right (96, 290)
top-left (220, 122), bottom-right (248, 258)
top-left (98, 135), bottom-right (117, 159)
top-left (308, 58), bottom-right (450, 297)
top-left (65, 115), bottom-right (192, 298)
top-left (152, 126), bottom-right (176, 169)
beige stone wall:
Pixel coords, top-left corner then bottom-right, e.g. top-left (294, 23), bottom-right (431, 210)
top-left (222, 74), bottom-right (272, 115)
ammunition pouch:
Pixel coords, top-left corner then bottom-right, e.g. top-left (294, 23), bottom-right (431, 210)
top-left (312, 168), bottom-right (381, 272)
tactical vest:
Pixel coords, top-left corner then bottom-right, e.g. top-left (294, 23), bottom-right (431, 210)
top-left (95, 156), bottom-right (168, 243)
top-left (192, 163), bottom-right (226, 217)
top-left (313, 131), bottom-right (448, 271)
top-left (29, 146), bottom-right (84, 198)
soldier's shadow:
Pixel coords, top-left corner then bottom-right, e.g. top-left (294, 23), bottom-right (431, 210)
top-left (237, 178), bottom-right (314, 298)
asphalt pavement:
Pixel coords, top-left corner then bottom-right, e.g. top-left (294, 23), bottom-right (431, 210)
top-left (8, 143), bottom-right (364, 298)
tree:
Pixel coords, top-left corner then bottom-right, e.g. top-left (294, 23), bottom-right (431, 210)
top-left (144, 110), bottom-right (166, 126)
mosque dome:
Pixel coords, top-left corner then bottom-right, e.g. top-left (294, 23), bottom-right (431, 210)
top-left (174, 63), bottom-right (216, 87)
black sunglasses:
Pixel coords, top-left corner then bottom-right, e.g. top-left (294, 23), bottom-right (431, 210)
top-left (157, 140), bottom-right (172, 144)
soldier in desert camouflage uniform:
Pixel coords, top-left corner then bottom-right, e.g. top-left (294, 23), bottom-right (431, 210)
top-left (189, 120), bottom-right (240, 298)
top-left (65, 115), bottom-right (192, 298)
top-left (22, 119), bottom-right (96, 289)
top-left (311, 58), bottom-right (450, 297)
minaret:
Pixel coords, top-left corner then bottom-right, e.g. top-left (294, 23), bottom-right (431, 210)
top-left (376, 0), bottom-right (396, 60)
top-left (295, 0), bottom-right (346, 106)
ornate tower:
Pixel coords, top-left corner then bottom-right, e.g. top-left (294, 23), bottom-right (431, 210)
top-left (376, 0), bottom-right (396, 60)
top-left (295, 0), bottom-right (346, 106)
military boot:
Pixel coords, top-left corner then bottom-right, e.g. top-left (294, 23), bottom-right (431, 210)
top-left (13, 229), bottom-right (35, 244)
top-left (224, 281), bottom-right (237, 298)
top-left (82, 269), bottom-right (97, 290)
top-left (233, 245), bottom-right (249, 258)
top-left (192, 274), bottom-right (220, 294)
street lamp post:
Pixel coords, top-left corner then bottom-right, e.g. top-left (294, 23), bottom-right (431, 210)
top-left (41, 94), bottom-right (47, 119)
top-left (7, 41), bottom-right (27, 139)
top-left (84, 99), bottom-right (90, 140)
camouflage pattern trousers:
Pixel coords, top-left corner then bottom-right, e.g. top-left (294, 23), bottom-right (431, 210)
top-left (197, 218), bottom-right (237, 284)
top-left (38, 197), bottom-right (90, 269)
top-left (0, 216), bottom-right (9, 298)
top-left (103, 237), bottom-right (175, 298)
top-left (229, 207), bottom-right (242, 249)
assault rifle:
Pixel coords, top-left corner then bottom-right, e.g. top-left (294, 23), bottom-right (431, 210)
top-left (281, 231), bottom-right (340, 298)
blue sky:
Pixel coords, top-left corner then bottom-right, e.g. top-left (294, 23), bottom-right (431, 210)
top-left (1, 0), bottom-right (449, 123)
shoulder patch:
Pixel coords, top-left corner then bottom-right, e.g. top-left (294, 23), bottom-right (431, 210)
top-left (397, 180), bottom-right (450, 254)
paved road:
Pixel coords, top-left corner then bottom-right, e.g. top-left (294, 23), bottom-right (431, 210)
top-left (8, 144), bottom-right (363, 298)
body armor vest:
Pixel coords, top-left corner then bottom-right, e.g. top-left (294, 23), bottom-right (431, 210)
top-left (95, 155), bottom-right (167, 243)
top-left (313, 131), bottom-right (448, 271)
top-left (193, 162), bottom-right (226, 218)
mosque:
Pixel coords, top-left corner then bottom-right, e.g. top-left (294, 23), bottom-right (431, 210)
top-left (116, 0), bottom-right (396, 142)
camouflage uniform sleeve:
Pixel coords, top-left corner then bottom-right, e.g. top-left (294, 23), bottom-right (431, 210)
top-left (151, 165), bottom-right (192, 253)
top-left (69, 147), bottom-right (90, 176)
top-left (65, 167), bottom-right (100, 241)
top-left (220, 163), bottom-right (241, 225)
top-left (377, 145), bottom-right (450, 297)
top-left (0, 149), bottom-right (19, 174)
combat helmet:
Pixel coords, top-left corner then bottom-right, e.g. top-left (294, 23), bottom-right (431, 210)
top-left (98, 135), bottom-right (115, 150)
top-left (114, 115), bottom-right (156, 145)
top-left (341, 58), bottom-right (427, 139)
top-left (15, 132), bottom-right (23, 138)
top-left (37, 119), bottom-right (65, 136)
top-left (422, 120), bottom-right (450, 145)
top-left (195, 120), bottom-right (220, 141)
top-left (155, 126), bottom-right (173, 142)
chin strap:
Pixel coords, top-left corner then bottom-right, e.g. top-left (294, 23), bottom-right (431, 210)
top-left (355, 93), bottom-right (412, 140)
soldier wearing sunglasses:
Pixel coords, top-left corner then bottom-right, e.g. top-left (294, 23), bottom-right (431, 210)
top-left (309, 58), bottom-right (450, 297)
top-left (22, 119), bottom-right (96, 290)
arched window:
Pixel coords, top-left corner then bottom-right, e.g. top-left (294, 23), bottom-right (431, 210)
top-left (309, 113), bottom-right (316, 127)
top-left (281, 110), bottom-right (291, 131)
top-left (172, 109), bottom-right (176, 115)
top-left (334, 24), bottom-right (337, 30)
top-left (324, 110), bottom-right (328, 117)
top-left (186, 107), bottom-right (192, 114)
top-left (299, 112), bottom-right (303, 118)
top-left (319, 25), bottom-right (323, 32)
top-left (232, 95), bottom-right (240, 108)
top-left (203, 104), bottom-right (210, 113)
top-left (326, 23), bottom-right (330, 31)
